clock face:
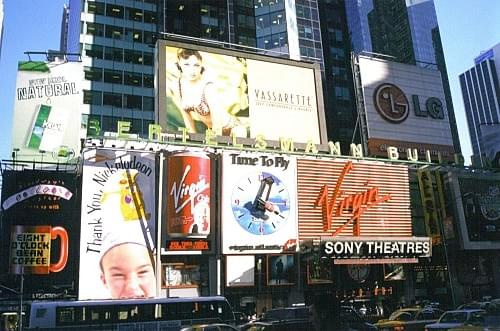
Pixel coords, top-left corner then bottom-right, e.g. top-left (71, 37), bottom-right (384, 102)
top-left (231, 171), bottom-right (291, 235)
top-left (347, 264), bottom-right (370, 282)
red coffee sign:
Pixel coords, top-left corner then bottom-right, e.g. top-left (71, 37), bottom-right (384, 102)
top-left (167, 152), bottom-right (211, 237)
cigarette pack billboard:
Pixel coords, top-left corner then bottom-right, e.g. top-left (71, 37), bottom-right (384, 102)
top-left (11, 61), bottom-right (86, 163)
top-left (79, 148), bottom-right (157, 300)
top-left (221, 151), bottom-right (298, 254)
top-left (156, 39), bottom-right (327, 144)
top-left (0, 170), bottom-right (79, 295)
top-left (297, 158), bottom-right (412, 240)
top-left (357, 55), bottom-right (455, 161)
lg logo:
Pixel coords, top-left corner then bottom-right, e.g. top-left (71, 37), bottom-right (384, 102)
top-left (374, 83), bottom-right (444, 123)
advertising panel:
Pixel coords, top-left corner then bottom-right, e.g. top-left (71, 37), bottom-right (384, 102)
top-left (226, 255), bottom-right (255, 287)
top-left (79, 148), bottom-right (156, 300)
top-left (166, 151), bottom-right (211, 237)
top-left (357, 55), bottom-right (455, 161)
top-left (0, 170), bottom-right (79, 295)
top-left (297, 158), bottom-right (412, 240)
top-left (157, 40), bottom-right (326, 144)
top-left (11, 61), bottom-right (86, 163)
top-left (459, 177), bottom-right (500, 241)
top-left (221, 151), bottom-right (298, 254)
top-left (267, 254), bottom-right (295, 285)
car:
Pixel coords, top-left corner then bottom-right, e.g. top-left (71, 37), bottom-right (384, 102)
top-left (456, 301), bottom-right (491, 310)
top-left (233, 311), bottom-right (249, 325)
top-left (180, 323), bottom-right (239, 331)
top-left (374, 307), bottom-right (443, 331)
top-left (424, 309), bottom-right (485, 330)
top-left (240, 305), bottom-right (376, 331)
top-left (238, 320), bottom-right (313, 331)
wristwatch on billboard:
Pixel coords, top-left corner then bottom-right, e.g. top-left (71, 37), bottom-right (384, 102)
top-left (230, 171), bottom-right (290, 235)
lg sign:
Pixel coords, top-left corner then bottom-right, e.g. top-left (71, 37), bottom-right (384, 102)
top-left (374, 83), bottom-right (444, 123)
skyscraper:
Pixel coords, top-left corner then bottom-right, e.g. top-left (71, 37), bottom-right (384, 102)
top-left (459, 43), bottom-right (500, 167)
top-left (65, 0), bottom-right (157, 136)
top-left (0, 0), bottom-right (4, 60)
top-left (345, 0), bottom-right (462, 155)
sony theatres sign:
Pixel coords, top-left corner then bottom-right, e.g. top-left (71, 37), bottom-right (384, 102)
top-left (297, 158), bottom-right (431, 262)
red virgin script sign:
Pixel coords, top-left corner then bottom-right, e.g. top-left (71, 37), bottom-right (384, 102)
top-left (315, 161), bottom-right (391, 236)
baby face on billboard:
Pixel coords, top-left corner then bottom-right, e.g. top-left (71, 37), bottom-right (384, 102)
top-left (100, 242), bottom-right (155, 299)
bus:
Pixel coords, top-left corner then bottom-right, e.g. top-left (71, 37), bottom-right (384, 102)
top-left (25, 296), bottom-right (235, 330)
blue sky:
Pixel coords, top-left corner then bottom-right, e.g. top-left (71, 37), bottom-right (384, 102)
top-left (0, 0), bottom-right (499, 166)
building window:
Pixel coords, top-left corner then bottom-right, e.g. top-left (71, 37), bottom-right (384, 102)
top-left (101, 115), bottom-right (116, 132)
top-left (143, 53), bottom-right (153, 66)
top-left (144, 11), bottom-right (156, 24)
top-left (123, 94), bottom-right (142, 109)
top-left (143, 97), bottom-right (154, 111)
top-left (126, 7), bottom-right (143, 21)
top-left (143, 31), bottom-right (155, 44)
top-left (103, 93), bottom-right (122, 108)
top-left (143, 74), bottom-right (154, 88)
top-left (106, 4), bottom-right (124, 19)
top-left (104, 47), bottom-right (123, 62)
top-left (87, 1), bottom-right (105, 15)
top-left (125, 28), bottom-right (143, 43)
top-left (84, 67), bottom-right (102, 81)
top-left (84, 44), bottom-right (103, 59)
top-left (83, 90), bottom-right (102, 105)
top-left (124, 71), bottom-right (142, 87)
top-left (105, 25), bottom-right (123, 40)
top-left (86, 22), bottom-right (104, 37)
top-left (124, 50), bottom-right (143, 64)
top-left (104, 69), bottom-right (123, 84)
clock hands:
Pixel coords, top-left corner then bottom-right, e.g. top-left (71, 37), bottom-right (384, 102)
top-left (243, 175), bottom-right (281, 220)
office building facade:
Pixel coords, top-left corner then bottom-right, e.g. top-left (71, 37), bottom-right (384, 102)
top-left (0, 0), bottom-right (4, 59)
top-left (459, 43), bottom-right (500, 167)
top-left (345, 0), bottom-right (462, 155)
top-left (65, 0), bottom-right (157, 136)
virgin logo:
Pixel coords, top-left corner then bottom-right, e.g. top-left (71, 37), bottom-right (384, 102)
top-left (315, 161), bottom-right (391, 236)
top-left (170, 165), bottom-right (209, 214)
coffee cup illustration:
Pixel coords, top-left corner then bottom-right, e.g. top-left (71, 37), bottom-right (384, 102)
top-left (9, 225), bottom-right (69, 275)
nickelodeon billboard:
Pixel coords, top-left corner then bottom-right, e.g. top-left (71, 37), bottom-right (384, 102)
top-left (79, 148), bottom-right (157, 300)
top-left (357, 55), bottom-right (455, 161)
top-left (156, 39), bottom-right (327, 144)
top-left (11, 61), bottom-right (86, 164)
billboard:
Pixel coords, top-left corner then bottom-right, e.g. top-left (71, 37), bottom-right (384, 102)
top-left (0, 170), bottom-right (79, 295)
top-left (221, 151), bottom-right (298, 254)
top-left (357, 55), bottom-right (455, 161)
top-left (11, 60), bottom-right (86, 163)
top-left (79, 148), bottom-right (156, 299)
top-left (297, 158), bottom-right (412, 240)
top-left (459, 177), bottom-right (500, 242)
top-left (156, 39), bottom-right (327, 144)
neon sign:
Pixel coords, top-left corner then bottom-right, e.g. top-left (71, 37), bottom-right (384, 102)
top-left (315, 161), bottom-right (391, 236)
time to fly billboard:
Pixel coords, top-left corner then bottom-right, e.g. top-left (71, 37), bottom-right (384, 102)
top-left (156, 39), bottom-right (327, 144)
top-left (79, 148), bottom-right (157, 300)
top-left (0, 170), bottom-right (79, 296)
top-left (357, 55), bottom-right (455, 161)
top-left (221, 151), bottom-right (298, 254)
top-left (11, 60), bottom-right (86, 164)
